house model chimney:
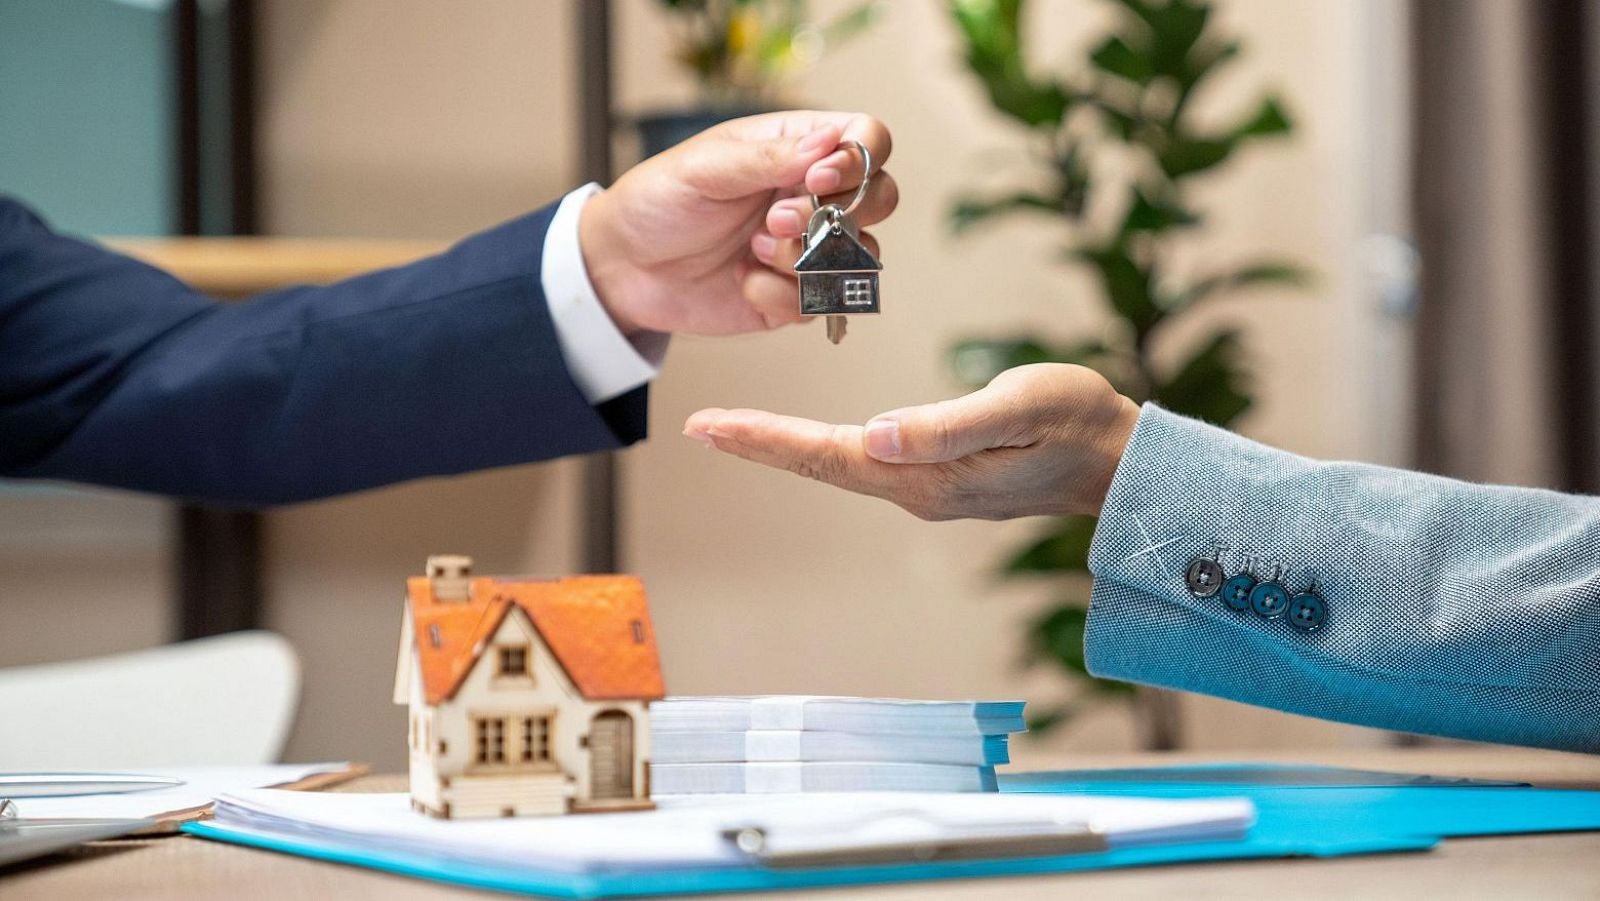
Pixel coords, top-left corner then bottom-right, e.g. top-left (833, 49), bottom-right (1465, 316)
top-left (425, 554), bottom-right (473, 601)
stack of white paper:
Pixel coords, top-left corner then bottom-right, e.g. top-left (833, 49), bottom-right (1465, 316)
top-left (206, 789), bottom-right (1256, 876)
top-left (649, 697), bottom-right (1026, 795)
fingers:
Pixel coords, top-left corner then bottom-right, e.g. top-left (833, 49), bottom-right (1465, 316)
top-left (740, 267), bottom-right (804, 329)
top-left (765, 205), bottom-right (809, 241)
top-left (818, 112), bottom-right (893, 183)
top-left (863, 382), bottom-right (1023, 464)
top-left (683, 408), bottom-right (909, 501)
top-left (681, 124), bottom-right (843, 202)
top-left (863, 365), bottom-right (1104, 464)
top-left (711, 110), bottom-right (893, 222)
top-left (721, 111), bottom-right (893, 173)
top-left (804, 135), bottom-right (890, 200)
top-left (767, 170), bottom-right (899, 237)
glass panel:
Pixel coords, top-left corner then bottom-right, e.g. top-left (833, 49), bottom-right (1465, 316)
top-left (0, 0), bottom-right (182, 666)
top-left (0, 0), bottom-right (175, 235)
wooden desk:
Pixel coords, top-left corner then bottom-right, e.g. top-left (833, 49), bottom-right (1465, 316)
top-left (5, 748), bottom-right (1598, 900)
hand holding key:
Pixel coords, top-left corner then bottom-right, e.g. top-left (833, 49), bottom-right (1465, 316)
top-left (578, 111), bottom-right (895, 338)
top-left (684, 364), bottom-right (1141, 521)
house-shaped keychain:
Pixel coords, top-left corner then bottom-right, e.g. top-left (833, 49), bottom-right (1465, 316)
top-left (794, 210), bottom-right (882, 318)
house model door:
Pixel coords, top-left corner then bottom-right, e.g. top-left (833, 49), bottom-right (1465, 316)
top-left (588, 711), bottom-right (634, 800)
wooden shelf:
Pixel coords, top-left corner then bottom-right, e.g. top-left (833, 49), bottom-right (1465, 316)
top-left (105, 236), bottom-right (450, 297)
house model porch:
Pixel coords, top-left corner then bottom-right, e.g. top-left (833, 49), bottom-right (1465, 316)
top-left (393, 556), bottom-right (665, 818)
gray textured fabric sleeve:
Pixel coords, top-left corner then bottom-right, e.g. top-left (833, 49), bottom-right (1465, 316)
top-left (1084, 404), bottom-right (1600, 751)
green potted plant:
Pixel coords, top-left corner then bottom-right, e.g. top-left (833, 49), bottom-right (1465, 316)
top-left (946, 0), bottom-right (1307, 749)
top-left (639, 0), bottom-right (881, 155)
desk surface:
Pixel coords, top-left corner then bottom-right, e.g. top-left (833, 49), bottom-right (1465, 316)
top-left (5, 748), bottom-right (1597, 900)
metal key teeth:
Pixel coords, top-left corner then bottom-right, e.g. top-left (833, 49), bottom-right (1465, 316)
top-left (826, 315), bottom-right (847, 344)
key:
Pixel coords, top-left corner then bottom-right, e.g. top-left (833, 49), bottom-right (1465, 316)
top-left (794, 140), bottom-right (882, 344)
top-left (797, 205), bottom-right (875, 344)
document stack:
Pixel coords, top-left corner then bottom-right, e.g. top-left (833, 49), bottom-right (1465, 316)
top-left (648, 696), bottom-right (1026, 795)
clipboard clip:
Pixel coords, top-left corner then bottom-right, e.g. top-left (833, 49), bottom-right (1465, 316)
top-left (722, 821), bottom-right (1108, 869)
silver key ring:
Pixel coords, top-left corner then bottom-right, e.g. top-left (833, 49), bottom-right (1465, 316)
top-left (809, 139), bottom-right (872, 218)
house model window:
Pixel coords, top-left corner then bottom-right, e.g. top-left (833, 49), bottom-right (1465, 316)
top-left (520, 716), bottom-right (551, 763)
top-left (842, 277), bottom-right (874, 306)
top-left (473, 717), bottom-right (507, 765)
top-left (498, 645), bottom-right (529, 676)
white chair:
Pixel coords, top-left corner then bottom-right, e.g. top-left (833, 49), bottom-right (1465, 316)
top-left (0, 631), bottom-right (300, 769)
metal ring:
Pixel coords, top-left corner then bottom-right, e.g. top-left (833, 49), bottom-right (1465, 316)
top-left (810, 139), bottom-right (872, 218)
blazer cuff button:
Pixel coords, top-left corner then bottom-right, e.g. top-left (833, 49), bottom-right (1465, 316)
top-left (1288, 592), bottom-right (1328, 632)
top-left (1249, 580), bottom-right (1290, 619)
top-left (1219, 573), bottom-right (1257, 612)
top-left (1185, 557), bottom-right (1225, 597)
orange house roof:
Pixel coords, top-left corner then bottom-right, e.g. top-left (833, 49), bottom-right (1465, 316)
top-left (406, 574), bottom-right (665, 706)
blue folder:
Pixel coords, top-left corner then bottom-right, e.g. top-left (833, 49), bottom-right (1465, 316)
top-left (184, 764), bottom-right (1600, 898)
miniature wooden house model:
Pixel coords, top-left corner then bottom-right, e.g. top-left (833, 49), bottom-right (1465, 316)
top-left (393, 556), bottom-right (665, 818)
top-left (794, 220), bottom-right (882, 316)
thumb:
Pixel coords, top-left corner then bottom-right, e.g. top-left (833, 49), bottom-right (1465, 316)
top-left (863, 386), bottom-right (1019, 464)
top-left (684, 126), bottom-right (841, 201)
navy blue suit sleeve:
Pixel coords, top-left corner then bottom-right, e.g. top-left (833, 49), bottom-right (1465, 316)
top-left (0, 197), bottom-right (646, 506)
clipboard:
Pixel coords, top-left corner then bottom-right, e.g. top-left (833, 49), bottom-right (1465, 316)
top-left (0, 816), bottom-right (159, 868)
top-left (721, 820), bottom-right (1107, 868)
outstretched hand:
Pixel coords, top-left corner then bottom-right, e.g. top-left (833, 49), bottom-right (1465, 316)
top-left (579, 111), bottom-right (896, 337)
top-left (683, 364), bottom-right (1141, 521)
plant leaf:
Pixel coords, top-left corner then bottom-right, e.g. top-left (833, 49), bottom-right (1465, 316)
top-left (1147, 0), bottom-right (1211, 81)
top-left (1152, 329), bottom-right (1252, 425)
top-left (1090, 35), bottom-right (1153, 84)
top-left (949, 338), bottom-right (1109, 386)
top-left (950, 0), bottom-right (1071, 127)
top-left (1074, 245), bottom-right (1162, 334)
top-left (1184, 38), bottom-right (1240, 83)
top-left (1003, 516), bottom-right (1098, 575)
top-left (1159, 96), bottom-right (1292, 180)
top-left (1234, 95), bottom-right (1292, 138)
top-left (1022, 603), bottom-right (1141, 700)
top-left (1172, 260), bottom-right (1308, 312)
top-left (1025, 604), bottom-right (1090, 673)
top-left (949, 191), bottom-right (1061, 233)
top-left (1159, 137), bottom-right (1234, 179)
top-left (1023, 703), bottom-right (1079, 734)
top-left (1120, 186), bottom-right (1200, 235)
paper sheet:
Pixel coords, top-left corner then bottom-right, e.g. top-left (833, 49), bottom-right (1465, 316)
top-left (14, 762), bottom-right (356, 822)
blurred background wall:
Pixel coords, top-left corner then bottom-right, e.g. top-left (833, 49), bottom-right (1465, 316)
top-left (4, 0), bottom-right (1427, 770)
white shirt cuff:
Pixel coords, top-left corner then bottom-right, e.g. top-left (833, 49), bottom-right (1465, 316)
top-left (541, 183), bottom-right (667, 405)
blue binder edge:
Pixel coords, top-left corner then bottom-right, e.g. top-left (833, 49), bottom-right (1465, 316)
top-left (1000, 774), bottom-right (1600, 840)
top-left (182, 820), bottom-right (1434, 899)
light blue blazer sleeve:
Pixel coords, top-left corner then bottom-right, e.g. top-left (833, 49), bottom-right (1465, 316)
top-left (1085, 404), bottom-right (1600, 752)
